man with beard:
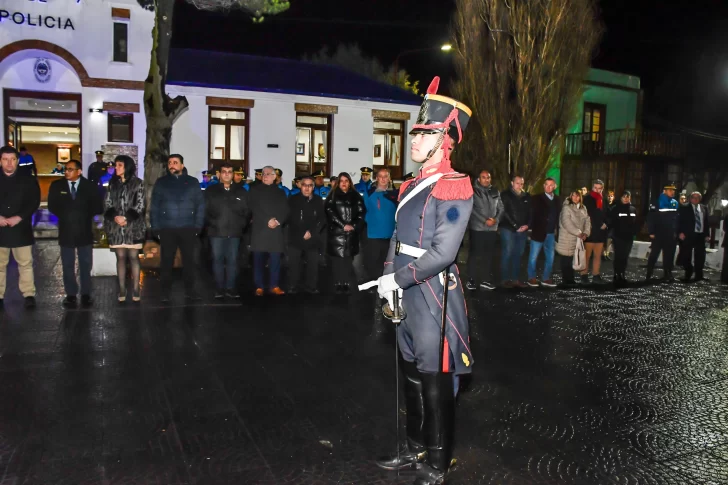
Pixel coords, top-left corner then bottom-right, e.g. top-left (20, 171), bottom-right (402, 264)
top-left (373, 77), bottom-right (473, 485)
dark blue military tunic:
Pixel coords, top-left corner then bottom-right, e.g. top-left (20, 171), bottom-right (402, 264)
top-left (384, 172), bottom-right (474, 375)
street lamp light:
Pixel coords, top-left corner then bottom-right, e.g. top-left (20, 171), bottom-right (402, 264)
top-left (392, 43), bottom-right (453, 86)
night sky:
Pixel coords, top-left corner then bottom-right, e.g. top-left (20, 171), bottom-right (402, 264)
top-left (173, 0), bottom-right (728, 135)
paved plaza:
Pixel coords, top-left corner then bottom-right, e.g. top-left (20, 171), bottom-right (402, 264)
top-left (0, 242), bottom-right (726, 484)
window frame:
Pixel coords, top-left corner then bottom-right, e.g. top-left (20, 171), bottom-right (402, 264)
top-left (295, 113), bottom-right (333, 178)
top-left (107, 112), bottom-right (133, 143)
top-left (112, 21), bottom-right (129, 63)
top-left (207, 107), bottom-right (250, 174)
top-left (372, 118), bottom-right (405, 180)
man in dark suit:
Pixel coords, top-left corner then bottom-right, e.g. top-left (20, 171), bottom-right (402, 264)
top-left (678, 191), bottom-right (710, 282)
top-left (48, 159), bottom-right (104, 307)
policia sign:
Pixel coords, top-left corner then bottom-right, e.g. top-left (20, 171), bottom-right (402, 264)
top-left (0, 10), bottom-right (75, 30)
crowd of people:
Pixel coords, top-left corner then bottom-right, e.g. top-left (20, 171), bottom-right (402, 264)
top-left (0, 142), bottom-right (716, 309)
top-left (466, 172), bottom-right (712, 289)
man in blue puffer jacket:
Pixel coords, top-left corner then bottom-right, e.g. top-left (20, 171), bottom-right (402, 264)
top-left (151, 154), bottom-right (205, 301)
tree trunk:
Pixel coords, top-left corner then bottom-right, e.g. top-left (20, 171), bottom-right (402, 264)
top-left (142, 0), bottom-right (188, 226)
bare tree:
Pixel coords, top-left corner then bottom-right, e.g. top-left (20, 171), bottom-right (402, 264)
top-left (451, 0), bottom-right (602, 191)
top-left (136, 0), bottom-right (290, 220)
top-left (305, 44), bottom-right (420, 95)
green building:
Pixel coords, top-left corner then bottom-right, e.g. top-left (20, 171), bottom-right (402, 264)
top-left (552, 68), bottom-right (684, 223)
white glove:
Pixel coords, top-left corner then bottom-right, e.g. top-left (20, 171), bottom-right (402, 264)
top-left (377, 274), bottom-right (403, 311)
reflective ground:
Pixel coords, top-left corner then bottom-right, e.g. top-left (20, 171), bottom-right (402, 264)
top-left (0, 241), bottom-right (727, 484)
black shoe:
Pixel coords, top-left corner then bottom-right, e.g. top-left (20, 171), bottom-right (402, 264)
top-left (81, 295), bottom-right (92, 307)
top-left (225, 289), bottom-right (240, 299)
top-left (24, 296), bottom-right (36, 309)
top-left (465, 279), bottom-right (477, 291)
top-left (580, 274), bottom-right (590, 284)
top-left (305, 288), bottom-right (320, 295)
top-left (160, 293), bottom-right (170, 303)
top-left (593, 274), bottom-right (604, 284)
top-left (185, 293), bottom-right (202, 301)
top-left (343, 283), bottom-right (351, 295)
top-left (414, 462), bottom-right (449, 485)
top-left (63, 295), bottom-right (77, 308)
top-left (334, 283), bottom-right (343, 295)
top-left (479, 281), bottom-right (496, 290)
top-left (214, 291), bottom-right (225, 300)
top-left (375, 448), bottom-right (427, 471)
top-left (664, 273), bottom-right (675, 283)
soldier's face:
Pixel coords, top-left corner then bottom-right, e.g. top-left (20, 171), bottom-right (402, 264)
top-left (255, 173), bottom-right (262, 181)
top-left (314, 176), bottom-right (324, 187)
top-left (361, 173), bottom-right (371, 182)
top-left (410, 133), bottom-right (441, 163)
top-left (233, 173), bottom-right (243, 183)
top-left (665, 188), bottom-right (675, 198)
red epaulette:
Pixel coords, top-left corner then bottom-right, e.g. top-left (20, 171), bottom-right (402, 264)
top-left (398, 179), bottom-right (416, 201)
top-left (432, 172), bottom-right (473, 201)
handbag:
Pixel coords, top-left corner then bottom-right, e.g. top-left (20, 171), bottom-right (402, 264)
top-left (573, 238), bottom-right (587, 271)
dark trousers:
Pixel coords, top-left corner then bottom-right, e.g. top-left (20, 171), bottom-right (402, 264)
top-left (160, 228), bottom-right (199, 293)
top-left (366, 237), bottom-right (391, 281)
top-left (467, 230), bottom-right (498, 283)
top-left (60, 245), bottom-right (92, 296)
top-left (560, 254), bottom-right (575, 283)
top-left (613, 238), bottom-right (633, 275)
top-left (209, 237), bottom-right (240, 290)
top-left (287, 246), bottom-right (319, 290)
top-left (647, 234), bottom-right (677, 275)
top-left (332, 256), bottom-right (355, 285)
top-left (682, 233), bottom-right (707, 278)
top-left (253, 252), bottom-right (281, 289)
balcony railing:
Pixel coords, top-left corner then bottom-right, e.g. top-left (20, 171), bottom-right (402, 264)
top-left (564, 129), bottom-right (685, 159)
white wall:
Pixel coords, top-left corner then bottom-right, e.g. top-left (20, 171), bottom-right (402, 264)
top-left (167, 84), bottom-right (419, 182)
top-left (0, 0), bottom-right (153, 82)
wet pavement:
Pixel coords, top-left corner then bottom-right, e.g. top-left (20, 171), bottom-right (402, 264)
top-left (1, 241), bottom-right (727, 484)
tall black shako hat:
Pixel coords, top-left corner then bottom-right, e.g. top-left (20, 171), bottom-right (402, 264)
top-left (410, 77), bottom-right (471, 144)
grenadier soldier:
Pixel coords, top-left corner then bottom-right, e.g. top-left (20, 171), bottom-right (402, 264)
top-left (646, 182), bottom-right (679, 282)
top-left (354, 167), bottom-right (373, 196)
top-left (373, 77), bottom-right (474, 485)
top-left (88, 150), bottom-right (108, 188)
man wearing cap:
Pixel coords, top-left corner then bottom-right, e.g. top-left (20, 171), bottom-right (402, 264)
top-left (199, 170), bottom-right (211, 189)
top-left (274, 168), bottom-right (290, 197)
top-left (373, 77), bottom-right (474, 485)
top-left (312, 170), bottom-right (330, 198)
top-left (232, 167), bottom-right (248, 190)
top-left (88, 150), bottom-right (108, 188)
top-left (354, 167), bottom-right (373, 196)
top-left (249, 169), bottom-right (263, 188)
top-left (678, 191), bottom-right (709, 282)
top-left (646, 182), bottom-right (679, 282)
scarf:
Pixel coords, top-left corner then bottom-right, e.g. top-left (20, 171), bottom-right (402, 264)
top-left (590, 191), bottom-right (603, 209)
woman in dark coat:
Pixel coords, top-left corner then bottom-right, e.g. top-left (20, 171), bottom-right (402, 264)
top-left (103, 155), bottom-right (145, 302)
top-left (325, 172), bottom-right (366, 294)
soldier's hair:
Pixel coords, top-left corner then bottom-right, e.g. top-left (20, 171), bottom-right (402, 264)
top-left (0, 146), bottom-right (18, 158)
top-left (67, 159), bottom-right (82, 170)
top-left (169, 153), bottom-right (184, 164)
top-left (593, 179), bottom-right (604, 186)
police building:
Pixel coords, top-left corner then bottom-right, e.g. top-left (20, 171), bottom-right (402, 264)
top-left (0, 0), bottom-right (421, 201)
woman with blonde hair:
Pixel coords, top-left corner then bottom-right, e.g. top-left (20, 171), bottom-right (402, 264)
top-left (556, 190), bottom-right (591, 285)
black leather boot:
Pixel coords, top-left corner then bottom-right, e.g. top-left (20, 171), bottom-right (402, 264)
top-left (376, 360), bottom-right (426, 471)
top-left (413, 372), bottom-right (455, 485)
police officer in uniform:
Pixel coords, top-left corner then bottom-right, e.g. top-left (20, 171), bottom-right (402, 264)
top-left (312, 170), bottom-right (330, 198)
top-left (88, 150), bottom-right (108, 188)
top-left (354, 167), bottom-right (373, 195)
top-left (373, 77), bottom-right (474, 485)
top-left (290, 177), bottom-right (302, 196)
top-left (646, 182), bottom-right (679, 282)
top-left (232, 167), bottom-right (248, 190)
top-left (274, 168), bottom-right (290, 197)
top-left (249, 168), bottom-right (263, 188)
